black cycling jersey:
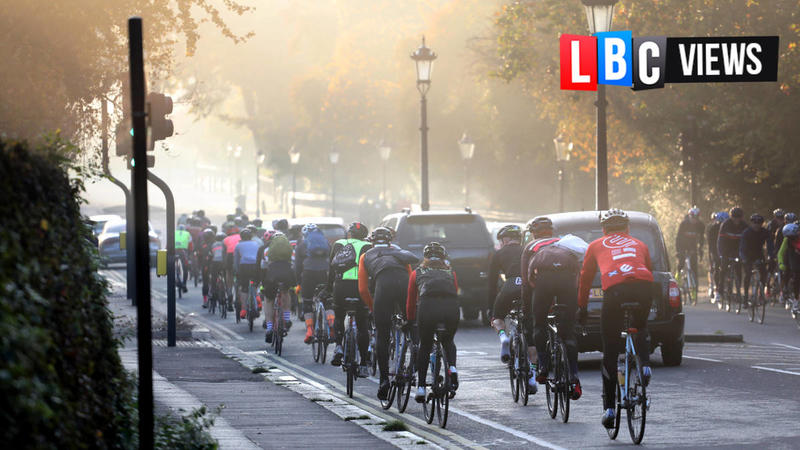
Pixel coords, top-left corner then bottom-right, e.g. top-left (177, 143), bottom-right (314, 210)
top-left (767, 219), bottom-right (785, 257)
top-left (676, 215), bottom-right (705, 254)
top-left (717, 218), bottom-right (748, 258)
top-left (706, 222), bottom-right (721, 260)
top-left (739, 226), bottom-right (770, 262)
top-left (487, 243), bottom-right (522, 306)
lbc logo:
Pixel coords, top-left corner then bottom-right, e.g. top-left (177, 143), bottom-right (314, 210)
top-left (560, 32), bottom-right (779, 91)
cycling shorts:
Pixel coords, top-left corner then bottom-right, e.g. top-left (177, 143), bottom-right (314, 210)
top-left (237, 264), bottom-right (258, 292)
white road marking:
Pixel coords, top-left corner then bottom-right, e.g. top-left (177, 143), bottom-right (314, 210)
top-left (446, 406), bottom-right (568, 450)
top-left (751, 366), bottom-right (800, 376)
top-left (683, 355), bottom-right (723, 363)
top-left (772, 342), bottom-right (800, 352)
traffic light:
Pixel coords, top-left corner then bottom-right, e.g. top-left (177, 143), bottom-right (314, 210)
top-left (126, 155), bottom-right (155, 169)
top-left (147, 92), bottom-right (173, 150)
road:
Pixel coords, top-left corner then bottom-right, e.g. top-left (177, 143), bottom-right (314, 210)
top-left (106, 268), bottom-right (800, 449)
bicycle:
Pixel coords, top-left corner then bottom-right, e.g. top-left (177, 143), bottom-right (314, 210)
top-left (678, 253), bottom-right (698, 306)
top-left (720, 257), bottom-right (741, 313)
top-left (606, 302), bottom-right (649, 445)
top-left (311, 287), bottom-right (332, 364)
top-left (746, 260), bottom-right (767, 324)
top-left (175, 251), bottom-right (186, 299)
top-left (708, 257), bottom-right (718, 302)
top-left (211, 270), bottom-right (227, 319)
top-left (341, 297), bottom-right (363, 398)
top-left (393, 318), bottom-right (417, 413)
top-left (422, 323), bottom-right (454, 429)
top-left (245, 280), bottom-right (259, 332)
top-left (189, 251), bottom-right (199, 288)
top-left (368, 316), bottom-right (378, 377)
top-left (544, 303), bottom-right (574, 423)
top-left (271, 283), bottom-right (289, 356)
top-left (506, 298), bottom-right (532, 406)
top-left (379, 315), bottom-right (399, 410)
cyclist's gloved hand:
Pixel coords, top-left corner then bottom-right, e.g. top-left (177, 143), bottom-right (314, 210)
top-left (577, 307), bottom-right (588, 327)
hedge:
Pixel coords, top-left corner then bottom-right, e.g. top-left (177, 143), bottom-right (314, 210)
top-left (0, 137), bottom-right (216, 449)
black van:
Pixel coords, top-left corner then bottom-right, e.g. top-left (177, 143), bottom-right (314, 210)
top-left (379, 209), bottom-right (494, 322)
top-left (547, 211), bottom-right (685, 366)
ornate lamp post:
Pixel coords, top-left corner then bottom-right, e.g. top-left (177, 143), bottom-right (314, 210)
top-left (378, 140), bottom-right (391, 203)
top-left (581, 0), bottom-right (618, 210)
top-left (329, 148), bottom-right (340, 216)
top-left (289, 145), bottom-right (300, 218)
top-left (553, 134), bottom-right (573, 212)
top-left (458, 132), bottom-right (475, 206)
top-left (411, 36), bottom-right (437, 211)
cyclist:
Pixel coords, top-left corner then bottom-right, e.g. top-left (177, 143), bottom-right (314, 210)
top-left (675, 206), bottom-right (704, 286)
top-left (272, 218), bottom-right (289, 234)
top-left (261, 232), bottom-right (296, 343)
top-left (210, 232), bottom-right (229, 310)
top-left (252, 218), bottom-right (266, 237)
top-left (329, 222), bottom-right (373, 378)
top-left (523, 216), bottom-right (581, 399)
top-left (578, 209), bottom-right (654, 429)
top-left (198, 228), bottom-right (215, 308)
top-left (358, 227), bottom-right (419, 400)
top-left (488, 225), bottom-right (524, 363)
top-left (234, 228), bottom-right (261, 319)
top-left (175, 224), bottom-right (192, 293)
top-left (740, 214), bottom-right (770, 306)
top-left (407, 242), bottom-right (460, 403)
top-left (295, 224), bottom-right (331, 344)
top-left (196, 209), bottom-right (211, 227)
top-left (717, 207), bottom-right (748, 303)
top-left (222, 214), bottom-right (236, 234)
top-left (223, 226), bottom-right (243, 308)
top-left (706, 211), bottom-right (727, 301)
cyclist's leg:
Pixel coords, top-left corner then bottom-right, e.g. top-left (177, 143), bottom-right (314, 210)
top-left (181, 251), bottom-right (189, 286)
top-left (690, 251), bottom-right (699, 285)
top-left (734, 259), bottom-right (743, 296)
top-left (416, 300), bottom-right (435, 385)
top-left (490, 280), bottom-right (515, 333)
top-left (600, 287), bottom-right (624, 410)
top-left (301, 270), bottom-right (326, 341)
top-left (554, 272), bottom-right (579, 378)
top-left (742, 260), bottom-right (754, 298)
top-left (201, 262), bottom-right (211, 305)
top-left (356, 303), bottom-right (371, 365)
top-left (532, 276), bottom-right (554, 372)
top-left (237, 267), bottom-right (250, 317)
top-left (718, 258), bottom-right (729, 296)
top-left (628, 282), bottom-right (653, 368)
top-left (374, 272), bottom-right (407, 381)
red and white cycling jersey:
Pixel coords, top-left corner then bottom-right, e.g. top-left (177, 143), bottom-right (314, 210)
top-left (578, 232), bottom-right (654, 308)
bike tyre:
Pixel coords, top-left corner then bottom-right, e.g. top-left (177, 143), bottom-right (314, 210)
top-left (558, 342), bottom-right (571, 423)
top-left (607, 383), bottom-right (622, 440)
top-left (626, 354), bottom-right (647, 445)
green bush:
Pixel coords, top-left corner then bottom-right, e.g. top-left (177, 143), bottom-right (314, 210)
top-left (0, 137), bottom-right (216, 448)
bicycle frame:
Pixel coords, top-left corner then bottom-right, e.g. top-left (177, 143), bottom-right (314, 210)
top-left (619, 329), bottom-right (638, 408)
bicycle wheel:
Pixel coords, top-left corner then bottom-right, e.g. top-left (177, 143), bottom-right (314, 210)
top-left (397, 339), bottom-right (413, 413)
top-left (607, 383), bottom-right (622, 440)
top-left (509, 334), bottom-right (519, 403)
top-left (518, 332), bottom-right (530, 406)
top-left (626, 354), bottom-right (647, 445)
top-left (423, 349), bottom-right (439, 424)
top-left (748, 272), bottom-right (758, 322)
top-left (557, 342), bottom-right (570, 423)
top-left (219, 288), bottom-right (227, 319)
top-left (345, 331), bottom-right (356, 398)
top-left (724, 268), bottom-right (734, 312)
top-left (175, 259), bottom-right (183, 299)
top-left (437, 345), bottom-right (450, 429)
top-left (545, 340), bottom-right (558, 419)
top-left (689, 270), bottom-right (698, 306)
top-left (757, 279), bottom-right (767, 325)
top-left (312, 307), bottom-right (322, 362)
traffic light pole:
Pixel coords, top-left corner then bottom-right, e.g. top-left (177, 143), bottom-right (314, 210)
top-left (128, 17), bottom-right (153, 450)
top-left (147, 171), bottom-right (176, 347)
top-left (101, 96), bottom-right (135, 303)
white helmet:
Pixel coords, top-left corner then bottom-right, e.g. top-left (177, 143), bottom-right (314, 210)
top-left (600, 209), bottom-right (629, 227)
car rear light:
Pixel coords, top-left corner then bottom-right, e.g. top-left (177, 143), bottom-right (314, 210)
top-left (668, 281), bottom-right (681, 308)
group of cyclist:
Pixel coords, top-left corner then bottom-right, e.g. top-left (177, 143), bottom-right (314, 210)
top-left (488, 209), bottom-right (653, 428)
top-left (675, 205), bottom-right (800, 314)
top-left (176, 207), bottom-right (662, 430)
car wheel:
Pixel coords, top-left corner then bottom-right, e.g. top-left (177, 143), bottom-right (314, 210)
top-left (660, 338), bottom-right (683, 366)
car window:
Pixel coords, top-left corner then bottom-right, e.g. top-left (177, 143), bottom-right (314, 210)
top-left (104, 221), bottom-right (126, 234)
top-left (397, 215), bottom-right (489, 246)
top-left (552, 224), bottom-right (667, 272)
top-left (93, 221), bottom-right (107, 235)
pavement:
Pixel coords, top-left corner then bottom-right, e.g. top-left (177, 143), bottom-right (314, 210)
top-left (106, 267), bottom-right (800, 449)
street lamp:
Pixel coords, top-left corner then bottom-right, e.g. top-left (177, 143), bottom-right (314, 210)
top-left (411, 36), bottom-right (436, 211)
top-left (458, 132), bottom-right (475, 206)
top-left (581, 0), bottom-right (618, 211)
top-left (553, 134), bottom-right (573, 212)
top-left (378, 140), bottom-right (391, 204)
top-left (289, 145), bottom-right (300, 218)
top-left (256, 151), bottom-right (266, 216)
top-left (329, 148), bottom-right (339, 216)
top-left (234, 145), bottom-right (243, 211)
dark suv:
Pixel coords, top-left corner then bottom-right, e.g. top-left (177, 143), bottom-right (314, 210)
top-left (547, 211), bottom-right (685, 366)
top-left (379, 209), bottom-right (493, 321)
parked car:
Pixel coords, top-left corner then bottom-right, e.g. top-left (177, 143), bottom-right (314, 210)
top-left (380, 209), bottom-right (494, 322)
top-left (289, 217), bottom-right (346, 245)
top-left (89, 214), bottom-right (122, 238)
top-left (547, 211), bottom-right (684, 366)
top-left (97, 218), bottom-right (161, 265)
top-left (486, 221), bottom-right (525, 250)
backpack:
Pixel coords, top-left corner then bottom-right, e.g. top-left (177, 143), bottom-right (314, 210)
top-left (331, 242), bottom-right (358, 272)
top-left (305, 230), bottom-right (329, 258)
top-left (528, 242), bottom-right (579, 279)
top-left (268, 234), bottom-right (293, 262)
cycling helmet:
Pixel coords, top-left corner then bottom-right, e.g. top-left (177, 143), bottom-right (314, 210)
top-left (252, 218), bottom-right (263, 227)
top-left (786, 212), bottom-right (798, 223)
top-left (226, 214), bottom-right (235, 222)
top-left (750, 214), bottom-right (765, 225)
top-left (600, 208), bottom-right (629, 227)
top-left (240, 228), bottom-right (253, 241)
top-left (370, 227), bottom-right (394, 245)
top-left (215, 232), bottom-right (226, 241)
top-left (234, 216), bottom-right (243, 227)
top-left (197, 210), bottom-right (206, 217)
top-left (263, 230), bottom-right (277, 244)
top-left (348, 222), bottom-right (369, 240)
top-left (209, 225), bottom-right (218, 234)
top-left (716, 211), bottom-right (730, 222)
top-left (773, 209), bottom-right (785, 219)
top-left (496, 224), bottom-right (522, 241)
top-left (203, 228), bottom-right (215, 242)
top-left (246, 224), bottom-right (257, 232)
top-left (688, 206), bottom-right (700, 217)
top-left (782, 223), bottom-right (799, 238)
top-left (423, 242), bottom-right (447, 260)
top-left (272, 218), bottom-right (289, 232)
top-left (177, 224), bottom-right (186, 231)
top-left (527, 216), bottom-right (553, 236)
top-left (730, 207), bottom-right (744, 219)
top-left (710, 212), bottom-right (717, 221)
top-left (302, 223), bottom-right (319, 235)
